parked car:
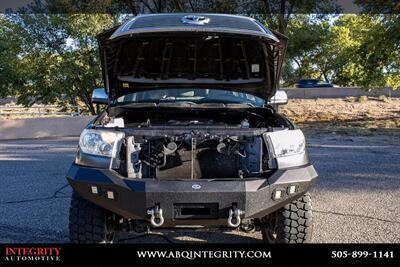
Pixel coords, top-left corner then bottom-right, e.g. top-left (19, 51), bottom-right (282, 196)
top-left (296, 79), bottom-right (338, 88)
top-left (66, 13), bottom-right (317, 244)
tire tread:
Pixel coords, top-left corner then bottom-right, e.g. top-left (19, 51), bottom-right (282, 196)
top-left (277, 193), bottom-right (313, 243)
top-left (262, 192), bottom-right (313, 243)
top-left (69, 193), bottom-right (107, 243)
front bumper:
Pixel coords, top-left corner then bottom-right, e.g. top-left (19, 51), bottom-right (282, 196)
top-left (66, 164), bottom-right (317, 226)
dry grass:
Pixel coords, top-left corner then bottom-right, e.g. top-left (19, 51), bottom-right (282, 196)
top-left (378, 95), bottom-right (390, 103)
top-left (2, 98), bottom-right (400, 138)
top-left (357, 95), bottom-right (369, 103)
top-left (344, 96), bottom-right (357, 103)
top-left (280, 97), bottom-right (400, 135)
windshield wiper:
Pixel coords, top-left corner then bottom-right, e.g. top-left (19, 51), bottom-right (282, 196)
top-left (157, 101), bottom-right (198, 107)
top-left (114, 100), bottom-right (199, 108)
top-left (196, 102), bottom-right (255, 108)
top-left (114, 101), bottom-right (254, 109)
top-left (114, 102), bottom-right (157, 108)
top-left (226, 103), bottom-right (255, 108)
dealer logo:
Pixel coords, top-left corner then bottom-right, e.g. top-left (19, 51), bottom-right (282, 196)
top-left (3, 247), bottom-right (62, 262)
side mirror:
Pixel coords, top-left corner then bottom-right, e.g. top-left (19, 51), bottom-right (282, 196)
top-left (92, 88), bottom-right (108, 104)
top-left (268, 90), bottom-right (288, 105)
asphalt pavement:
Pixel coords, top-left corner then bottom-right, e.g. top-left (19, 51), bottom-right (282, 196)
top-left (0, 134), bottom-right (399, 243)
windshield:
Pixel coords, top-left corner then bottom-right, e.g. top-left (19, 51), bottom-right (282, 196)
top-left (114, 89), bottom-right (264, 106)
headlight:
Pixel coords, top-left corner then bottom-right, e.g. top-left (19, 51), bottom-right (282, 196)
top-left (79, 129), bottom-right (125, 157)
top-left (264, 129), bottom-right (308, 169)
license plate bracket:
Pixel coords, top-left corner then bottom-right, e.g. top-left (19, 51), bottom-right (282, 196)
top-left (174, 203), bottom-right (219, 219)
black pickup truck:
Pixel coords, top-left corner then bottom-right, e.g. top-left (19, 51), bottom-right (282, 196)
top-left (66, 13), bottom-right (317, 243)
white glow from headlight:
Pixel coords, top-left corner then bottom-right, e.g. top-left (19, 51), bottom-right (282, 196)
top-left (265, 129), bottom-right (306, 158)
top-left (79, 129), bottom-right (124, 157)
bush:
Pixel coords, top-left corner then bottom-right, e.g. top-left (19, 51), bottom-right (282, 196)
top-left (378, 95), bottom-right (390, 103)
top-left (345, 96), bottom-right (356, 102)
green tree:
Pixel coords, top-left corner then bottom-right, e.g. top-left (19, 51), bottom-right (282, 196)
top-left (281, 14), bottom-right (400, 89)
top-left (1, 13), bottom-right (116, 114)
top-left (282, 15), bottom-right (334, 85)
top-left (352, 0), bottom-right (400, 88)
top-left (1, 0), bottom-right (398, 114)
top-left (0, 16), bottom-right (25, 98)
top-left (332, 14), bottom-right (400, 89)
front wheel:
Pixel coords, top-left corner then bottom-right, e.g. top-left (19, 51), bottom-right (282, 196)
top-left (261, 193), bottom-right (313, 243)
top-left (69, 192), bottom-right (118, 243)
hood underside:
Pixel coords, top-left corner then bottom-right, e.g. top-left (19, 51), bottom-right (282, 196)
top-left (98, 14), bottom-right (287, 100)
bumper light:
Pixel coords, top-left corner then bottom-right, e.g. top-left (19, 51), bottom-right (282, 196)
top-left (106, 191), bottom-right (115, 199)
top-left (272, 189), bottom-right (285, 200)
top-left (288, 185), bottom-right (297, 194)
top-left (91, 186), bottom-right (99, 194)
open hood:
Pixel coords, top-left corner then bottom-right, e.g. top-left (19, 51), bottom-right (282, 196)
top-left (98, 14), bottom-right (287, 100)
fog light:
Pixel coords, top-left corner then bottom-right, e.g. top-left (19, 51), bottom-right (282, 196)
top-left (272, 189), bottom-right (285, 200)
top-left (91, 186), bottom-right (98, 194)
top-left (288, 185), bottom-right (297, 194)
top-left (106, 191), bottom-right (115, 199)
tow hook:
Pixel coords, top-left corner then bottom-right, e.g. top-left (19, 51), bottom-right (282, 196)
top-left (147, 205), bottom-right (164, 227)
top-left (227, 207), bottom-right (244, 228)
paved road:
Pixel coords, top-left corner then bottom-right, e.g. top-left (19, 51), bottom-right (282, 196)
top-left (0, 134), bottom-right (399, 243)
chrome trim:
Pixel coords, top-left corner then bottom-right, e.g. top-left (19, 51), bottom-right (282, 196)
top-left (110, 13), bottom-right (279, 42)
top-left (276, 151), bottom-right (309, 169)
top-left (268, 90), bottom-right (288, 105)
top-left (110, 27), bottom-right (278, 41)
top-left (75, 150), bottom-right (115, 169)
top-left (92, 88), bottom-right (108, 104)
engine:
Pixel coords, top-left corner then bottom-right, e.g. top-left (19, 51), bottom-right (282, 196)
top-left (100, 107), bottom-right (291, 180)
top-left (124, 134), bottom-right (265, 179)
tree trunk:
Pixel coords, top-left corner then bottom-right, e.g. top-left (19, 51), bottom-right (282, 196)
top-left (78, 88), bottom-right (96, 115)
top-left (85, 94), bottom-right (96, 115)
top-left (322, 71), bottom-right (329, 83)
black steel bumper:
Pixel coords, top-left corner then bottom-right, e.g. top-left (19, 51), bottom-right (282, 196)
top-left (66, 164), bottom-right (317, 226)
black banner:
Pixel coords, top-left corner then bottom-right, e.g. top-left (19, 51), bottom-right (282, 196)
top-left (0, 244), bottom-right (399, 267)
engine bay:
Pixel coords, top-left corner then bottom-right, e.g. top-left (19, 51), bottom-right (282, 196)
top-left (98, 107), bottom-right (292, 180)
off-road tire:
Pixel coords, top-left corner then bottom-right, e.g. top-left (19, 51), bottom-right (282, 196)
top-left (69, 192), bottom-right (116, 243)
top-left (262, 192), bottom-right (313, 243)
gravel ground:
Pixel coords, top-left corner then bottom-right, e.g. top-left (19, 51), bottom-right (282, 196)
top-left (0, 134), bottom-right (399, 243)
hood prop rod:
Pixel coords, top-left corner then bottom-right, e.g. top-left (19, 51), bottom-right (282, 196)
top-left (191, 137), bottom-right (197, 180)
